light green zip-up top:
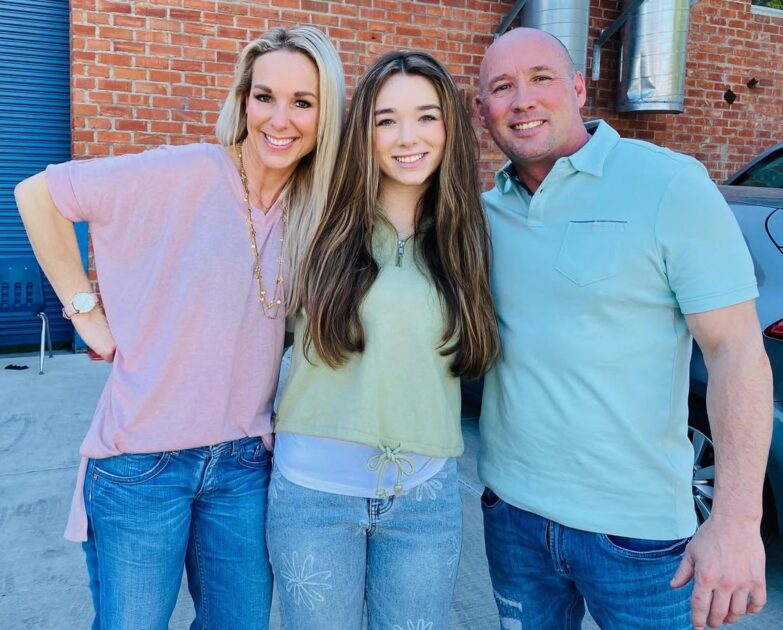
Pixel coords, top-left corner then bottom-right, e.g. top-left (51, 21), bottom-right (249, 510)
top-left (275, 218), bottom-right (463, 458)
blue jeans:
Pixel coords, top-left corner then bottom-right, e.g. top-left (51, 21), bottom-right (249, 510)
top-left (83, 437), bottom-right (273, 630)
top-left (267, 459), bottom-right (462, 630)
top-left (482, 488), bottom-right (694, 630)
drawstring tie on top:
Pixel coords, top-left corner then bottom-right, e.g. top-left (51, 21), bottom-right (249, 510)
top-left (367, 444), bottom-right (415, 499)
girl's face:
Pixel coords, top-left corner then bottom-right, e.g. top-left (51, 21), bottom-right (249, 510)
top-left (373, 73), bottom-right (446, 193)
top-left (244, 50), bottom-right (320, 177)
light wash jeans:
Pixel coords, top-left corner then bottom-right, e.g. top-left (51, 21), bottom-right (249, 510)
top-left (83, 437), bottom-right (273, 630)
top-left (481, 488), bottom-right (694, 629)
top-left (267, 458), bottom-right (462, 630)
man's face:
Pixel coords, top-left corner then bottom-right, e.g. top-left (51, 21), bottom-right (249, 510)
top-left (476, 30), bottom-right (588, 181)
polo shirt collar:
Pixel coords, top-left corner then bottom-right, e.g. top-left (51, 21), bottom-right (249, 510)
top-left (493, 119), bottom-right (621, 192)
top-left (566, 120), bottom-right (620, 177)
top-left (494, 160), bottom-right (523, 195)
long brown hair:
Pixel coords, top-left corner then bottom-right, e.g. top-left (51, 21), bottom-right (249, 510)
top-left (297, 51), bottom-right (499, 379)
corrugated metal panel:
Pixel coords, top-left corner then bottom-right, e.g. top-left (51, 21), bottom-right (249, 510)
top-left (0, 0), bottom-right (73, 349)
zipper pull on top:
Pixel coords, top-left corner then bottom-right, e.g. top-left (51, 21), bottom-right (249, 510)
top-left (395, 238), bottom-right (406, 267)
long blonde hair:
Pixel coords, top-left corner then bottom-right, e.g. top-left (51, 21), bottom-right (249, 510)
top-left (299, 51), bottom-right (499, 379)
top-left (215, 26), bottom-right (345, 306)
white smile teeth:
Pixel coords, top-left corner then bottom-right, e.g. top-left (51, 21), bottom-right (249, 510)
top-left (512, 121), bottom-right (543, 131)
top-left (265, 134), bottom-right (295, 147)
top-left (395, 154), bottom-right (425, 163)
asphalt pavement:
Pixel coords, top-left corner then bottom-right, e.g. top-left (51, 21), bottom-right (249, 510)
top-left (1, 352), bottom-right (782, 629)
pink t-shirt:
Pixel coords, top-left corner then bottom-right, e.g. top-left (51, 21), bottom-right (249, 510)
top-left (46, 143), bottom-right (288, 541)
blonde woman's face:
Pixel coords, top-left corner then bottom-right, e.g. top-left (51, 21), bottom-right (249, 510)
top-left (373, 73), bottom-right (446, 194)
top-left (244, 50), bottom-right (320, 176)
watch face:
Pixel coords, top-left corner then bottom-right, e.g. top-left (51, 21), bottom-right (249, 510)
top-left (73, 293), bottom-right (96, 313)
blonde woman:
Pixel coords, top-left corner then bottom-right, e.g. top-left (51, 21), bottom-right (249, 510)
top-left (268, 51), bottom-right (499, 629)
top-left (14, 26), bottom-right (343, 629)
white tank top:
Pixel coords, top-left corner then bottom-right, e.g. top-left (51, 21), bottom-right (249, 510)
top-left (274, 433), bottom-right (447, 498)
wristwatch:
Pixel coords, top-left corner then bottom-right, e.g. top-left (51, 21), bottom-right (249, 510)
top-left (62, 292), bottom-right (98, 320)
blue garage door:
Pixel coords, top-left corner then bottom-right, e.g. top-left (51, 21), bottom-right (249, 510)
top-left (0, 0), bottom-right (76, 349)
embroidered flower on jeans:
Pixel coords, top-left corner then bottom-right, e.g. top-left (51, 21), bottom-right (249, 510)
top-left (393, 620), bottom-right (434, 630)
top-left (280, 551), bottom-right (332, 610)
top-left (269, 468), bottom-right (284, 500)
top-left (413, 470), bottom-right (446, 501)
top-left (446, 551), bottom-right (460, 577)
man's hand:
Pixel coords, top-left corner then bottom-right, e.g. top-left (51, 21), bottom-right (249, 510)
top-left (71, 307), bottom-right (117, 362)
top-left (671, 513), bottom-right (766, 629)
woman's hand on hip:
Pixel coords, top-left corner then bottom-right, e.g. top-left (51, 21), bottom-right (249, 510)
top-left (73, 308), bottom-right (117, 362)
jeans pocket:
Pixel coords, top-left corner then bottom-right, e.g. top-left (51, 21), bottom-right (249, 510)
top-left (555, 220), bottom-right (627, 286)
top-left (600, 534), bottom-right (690, 559)
top-left (93, 452), bottom-right (171, 484)
top-left (481, 487), bottom-right (504, 511)
top-left (237, 438), bottom-right (272, 470)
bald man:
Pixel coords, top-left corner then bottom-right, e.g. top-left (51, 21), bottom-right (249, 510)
top-left (475, 27), bottom-right (771, 630)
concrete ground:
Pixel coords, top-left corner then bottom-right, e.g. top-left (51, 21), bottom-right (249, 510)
top-left (1, 352), bottom-right (782, 629)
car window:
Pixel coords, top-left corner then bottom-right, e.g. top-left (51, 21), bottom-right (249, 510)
top-left (730, 149), bottom-right (783, 188)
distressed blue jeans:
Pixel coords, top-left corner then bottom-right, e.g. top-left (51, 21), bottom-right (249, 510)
top-left (482, 488), bottom-right (694, 629)
top-left (83, 437), bottom-right (273, 630)
top-left (267, 458), bottom-right (462, 630)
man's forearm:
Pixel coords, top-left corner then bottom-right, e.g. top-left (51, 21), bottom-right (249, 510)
top-left (704, 335), bottom-right (772, 520)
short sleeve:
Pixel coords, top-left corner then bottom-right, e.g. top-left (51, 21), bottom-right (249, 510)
top-left (45, 148), bottom-right (173, 226)
top-left (656, 161), bottom-right (758, 314)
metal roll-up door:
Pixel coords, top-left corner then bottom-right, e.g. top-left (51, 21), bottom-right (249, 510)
top-left (0, 0), bottom-right (74, 350)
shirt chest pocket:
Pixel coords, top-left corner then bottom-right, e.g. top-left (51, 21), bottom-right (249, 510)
top-left (555, 221), bottom-right (627, 286)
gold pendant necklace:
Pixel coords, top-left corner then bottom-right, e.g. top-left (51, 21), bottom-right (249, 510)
top-left (237, 141), bottom-right (286, 319)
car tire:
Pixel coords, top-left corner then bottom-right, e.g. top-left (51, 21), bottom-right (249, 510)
top-left (688, 393), bottom-right (777, 543)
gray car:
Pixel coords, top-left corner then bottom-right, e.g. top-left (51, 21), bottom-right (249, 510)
top-left (724, 143), bottom-right (783, 189)
top-left (689, 148), bottom-right (783, 539)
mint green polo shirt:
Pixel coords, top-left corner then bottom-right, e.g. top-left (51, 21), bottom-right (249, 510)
top-left (479, 121), bottom-right (758, 539)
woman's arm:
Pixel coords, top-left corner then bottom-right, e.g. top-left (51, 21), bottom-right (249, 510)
top-left (15, 172), bottom-right (116, 361)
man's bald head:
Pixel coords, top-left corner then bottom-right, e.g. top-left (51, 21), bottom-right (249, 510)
top-left (479, 28), bottom-right (577, 97)
top-left (475, 26), bottom-right (589, 191)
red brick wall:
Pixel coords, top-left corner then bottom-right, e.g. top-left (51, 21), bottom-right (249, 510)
top-left (587, 0), bottom-right (783, 182)
top-left (70, 0), bottom-right (782, 186)
top-left (69, 0), bottom-right (507, 173)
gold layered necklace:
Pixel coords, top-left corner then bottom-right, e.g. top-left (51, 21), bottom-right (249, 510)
top-left (237, 141), bottom-right (287, 319)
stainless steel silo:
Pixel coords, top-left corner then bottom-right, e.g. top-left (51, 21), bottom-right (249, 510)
top-left (617, 0), bottom-right (691, 112)
top-left (520, 0), bottom-right (591, 77)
